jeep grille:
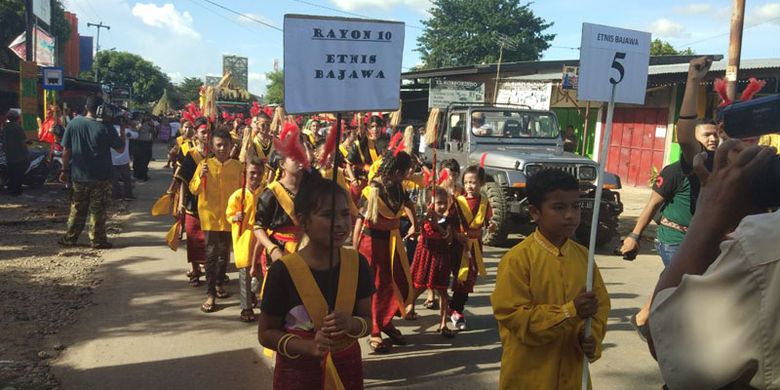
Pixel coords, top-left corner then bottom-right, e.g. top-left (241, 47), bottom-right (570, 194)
top-left (525, 163), bottom-right (578, 178)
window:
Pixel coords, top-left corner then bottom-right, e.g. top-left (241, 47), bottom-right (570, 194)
top-left (470, 110), bottom-right (559, 138)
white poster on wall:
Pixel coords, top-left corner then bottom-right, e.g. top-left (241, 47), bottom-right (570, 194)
top-left (428, 79), bottom-right (485, 108)
top-left (578, 23), bottom-right (651, 104)
top-left (283, 14), bottom-right (405, 114)
top-left (495, 81), bottom-right (552, 110)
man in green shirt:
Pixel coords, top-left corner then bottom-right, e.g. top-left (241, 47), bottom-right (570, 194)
top-left (2, 110), bottom-right (28, 196)
top-left (58, 96), bottom-right (125, 249)
top-left (620, 121), bottom-right (718, 340)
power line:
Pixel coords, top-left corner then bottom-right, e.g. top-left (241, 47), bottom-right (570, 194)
top-left (288, 0), bottom-right (426, 30)
top-left (197, 0), bottom-right (283, 31)
top-left (677, 14), bottom-right (780, 48)
top-left (188, 0), bottom-right (267, 36)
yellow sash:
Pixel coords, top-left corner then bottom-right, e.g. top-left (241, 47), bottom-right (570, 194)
top-left (360, 186), bottom-right (413, 315)
top-left (180, 140), bottom-right (192, 157)
top-left (253, 138), bottom-right (271, 160)
top-left (267, 181), bottom-right (298, 226)
top-left (339, 144), bottom-right (349, 158)
top-left (355, 140), bottom-right (378, 165)
top-left (456, 196), bottom-right (488, 282)
top-left (281, 249), bottom-right (359, 389)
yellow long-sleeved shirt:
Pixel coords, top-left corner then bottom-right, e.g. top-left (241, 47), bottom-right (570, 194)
top-left (491, 230), bottom-right (610, 390)
top-left (189, 157), bottom-right (242, 232)
top-left (225, 187), bottom-right (261, 268)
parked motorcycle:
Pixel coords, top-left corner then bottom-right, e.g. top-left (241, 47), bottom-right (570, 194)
top-left (0, 141), bottom-right (51, 190)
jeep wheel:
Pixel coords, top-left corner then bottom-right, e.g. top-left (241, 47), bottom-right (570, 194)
top-left (482, 182), bottom-right (509, 246)
top-left (575, 221), bottom-right (614, 248)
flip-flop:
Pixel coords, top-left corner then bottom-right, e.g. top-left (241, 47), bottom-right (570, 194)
top-left (403, 311), bottom-right (420, 321)
top-left (368, 338), bottom-right (390, 354)
top-left (216, 289), bottom-right (230, 299)
top-left (438, 327), bottom-right (456, 339)
top-left (200, 301), bottom-right (216, 313)
top-left (383, 328), bottom-right (407, 346)
top-left (423, 299), bottom-right (438, 310)
top-left (239, 309), bottom-right (255, 322)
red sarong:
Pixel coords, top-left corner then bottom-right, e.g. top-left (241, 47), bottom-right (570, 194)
top-left (273, 330), bottom-right (363, 390)
top-left (358, 231), bottom-right (411, 337)
top-left (184, 214), bottom-right (205, 264)
top-left (260, 227), bottom-right (300, 274)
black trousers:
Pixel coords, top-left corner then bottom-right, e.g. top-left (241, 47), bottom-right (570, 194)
top-left (130, 140), bottom-right (153, 180)
top-left (6, 160), bottom-right (26, 195)
top-left (449, 291), bottom-right (469, 313)
top-left (204, 231), bottom-right (231, 297)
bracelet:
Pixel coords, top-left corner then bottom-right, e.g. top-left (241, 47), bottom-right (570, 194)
top-left (678, 114), bottom-right (697, 120)
top-left (346, 316), bottom-right (368, 339)
top-left (277, 333), bottom-right (301, 359)
top-left (627, 232), bottom-right (640, 241)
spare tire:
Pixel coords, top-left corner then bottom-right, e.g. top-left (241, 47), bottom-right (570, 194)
top-left (482, 182), bottom-right (509, 246)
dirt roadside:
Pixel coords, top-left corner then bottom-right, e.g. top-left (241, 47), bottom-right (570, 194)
top-left (0, 183), bottom-right (131, 390)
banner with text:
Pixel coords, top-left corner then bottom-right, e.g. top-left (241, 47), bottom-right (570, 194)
top-left (428, 79), bottom-right (485, 108)
top-left (496, 81), bottom-right (553, 110)
top-left (578, 23), bottom-right (651, 104)
top-left (284, 14), bottom-right (404, 114)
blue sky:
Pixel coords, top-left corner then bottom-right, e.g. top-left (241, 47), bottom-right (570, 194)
top-left (63, 0), bottom-right (780, 96)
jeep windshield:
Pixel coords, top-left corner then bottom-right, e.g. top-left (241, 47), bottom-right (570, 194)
top-left (470, 110), bottom-right (559, 139)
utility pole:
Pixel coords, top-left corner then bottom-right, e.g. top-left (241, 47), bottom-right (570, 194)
top-left (492, 33), bottom-right (521, 103)
top-left (726, 0), bottom-right (746, 101)
top-left (87, 21), bottom-right (111, 82)
top-left (24, 0), bottom-right (33, 61)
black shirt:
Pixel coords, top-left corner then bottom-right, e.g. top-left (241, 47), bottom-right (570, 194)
top-left (1, 121), bottom-right (29, 163)
top-left (260, 254), bottom-right (375, 318)
top-left (254, 184), bottom-right (297, 231)
top-left (679, 151), bottom-right (714, 215)
top-left (62, 116), bottom-right (122, 182)
top-left (176, 150), bottom-right (205, 215)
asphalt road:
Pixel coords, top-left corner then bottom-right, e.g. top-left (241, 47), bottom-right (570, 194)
top-left (50, 145), bottom-right (665, 389)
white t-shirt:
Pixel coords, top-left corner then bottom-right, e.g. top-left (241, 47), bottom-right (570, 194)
top-left (169, 121), bottom-right (181, 138)
top-left (111, 125), bottom-right (138, 166)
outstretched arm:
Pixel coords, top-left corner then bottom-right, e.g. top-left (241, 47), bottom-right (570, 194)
top-left (677, 57), bottom-right (712, 166)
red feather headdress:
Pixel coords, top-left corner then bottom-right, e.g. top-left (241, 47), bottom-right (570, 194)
top-left (437, 168), bottom-right (450, 186)
top-left (318, 122), bottom-right (339, 167)
top-left (274, 122), bottom-right (310, 169)
top-left (250, 102), bottom-right (261, 118)
top-left (714, 77), bottom-right (766, 108)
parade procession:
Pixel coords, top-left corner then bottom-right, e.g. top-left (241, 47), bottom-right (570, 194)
top-left (2, 1), bottom-right (780, 389)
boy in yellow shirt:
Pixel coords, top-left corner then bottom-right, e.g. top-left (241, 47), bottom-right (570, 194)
top-left (491, 169), bottom-right (610, 390)
top-left (190, 130), bottom-right (242, 313)
top-left (225, 157), bottom-right (265, 322)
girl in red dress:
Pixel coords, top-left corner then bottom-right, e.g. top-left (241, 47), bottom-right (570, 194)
top-left (410, 186), bottom-right (458, 338)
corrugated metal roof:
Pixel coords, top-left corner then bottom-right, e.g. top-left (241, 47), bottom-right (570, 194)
top-left (504, 58), bottom-right (780, 82)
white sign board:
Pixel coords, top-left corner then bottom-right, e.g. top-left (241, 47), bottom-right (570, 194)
top-left (33, 0), bottom-right (51, 26)
top-left (284, 14), bottom-right (404, 114)
top-left (578, 23), bottom-right (651, 105)
top-left (495, 81), bottom-right (552, 110)
top-left (428, 79), bottom-right (485, 108)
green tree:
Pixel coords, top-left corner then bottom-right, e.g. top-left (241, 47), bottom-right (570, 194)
top-left (80, 50), bottom-right (171, 105)
top-left (0, 0), bottom-right (71, 69)
top-left (650, 39), bottom-right (695, 56)
top-left (416, 0), bottom-right (554, 69)
top-left (174, 76), bottom-right (203, 105)
top-left (265, 69), bottom-right (283, 105)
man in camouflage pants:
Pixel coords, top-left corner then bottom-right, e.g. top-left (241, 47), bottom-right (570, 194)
top-left (58, 96), bottom-right (125, 249)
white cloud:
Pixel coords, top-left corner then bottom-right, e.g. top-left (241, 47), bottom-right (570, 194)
top-left (751, 2), bottom-right (780, 25)
top-left (331, 0), bottom-right (431, 14)
top-left (167, 71), bottom-right (184, 83)
top-left (672, 3), bottom-right (713, 15)
top-left (648, 18), bottom-right (689, 38)
top-left (131, 3), bottom-right (200, 39)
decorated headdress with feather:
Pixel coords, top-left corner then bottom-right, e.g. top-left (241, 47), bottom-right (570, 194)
top-left (182, 103), bottom-right (203, 127)
top-left (714, 77), bottom-right (766, 108)
top-left (387, 131), bottom-right (405, 156)
top-left (318, 122), bottom-right (339, 168)
top-left (249, 102), bottom-right (261, 118)
top-left (274, 122), bottom-right (310, 169)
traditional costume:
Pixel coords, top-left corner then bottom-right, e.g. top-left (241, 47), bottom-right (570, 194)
top-left (174, 142), bottom-right (209, 273)
top-left (253, 181), bottom-right (301, 276)
top-left (358, 182), bottom-right (414, 336)
top-left (226, 185), bottom-right (263, 313)
top-left (260, 248), bottom-right (374, 389)
top-left (490, 230), bottom-right (610, 389)
top-left (411, 216), bottom-right (453, 290)
top-left (347, 136), bottom-right (381, 204)
top-left (189, 156), bottom-right (243, 299)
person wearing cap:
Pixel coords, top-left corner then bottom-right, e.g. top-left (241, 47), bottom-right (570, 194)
top-left (2, 110), bottom-right (28, 196)
top-left (58, 95), bottom-right (125, 249)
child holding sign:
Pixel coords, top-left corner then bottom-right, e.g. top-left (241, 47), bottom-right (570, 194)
top-left (491, 169), bottom-right (610, 389)
top-left (258, 173), bottom-right (374, 389)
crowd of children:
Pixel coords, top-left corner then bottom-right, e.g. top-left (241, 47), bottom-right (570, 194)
top-left (158, 105), bottom-right (610, 389)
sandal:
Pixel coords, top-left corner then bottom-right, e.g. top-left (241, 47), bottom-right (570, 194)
top-left (216, 288), bottom-right (230, 299)
top-left (239, 309), bottom-right (255, 322)
top-left (186, 269), bottom-right (202, 278)
top-left (423, 299), bottom-right (438, 310)
top-left (403, 310), bottom-right (420, 321)
top-left (383, 328), bottom-right (407, 346)
top-left (200, 301), bottom-right (216, 313)
top-left (368, 338), bottom-right (390, 354)
top-left (438, 326), bottom-right (457, 339)
top-left (188, 276), bottom-right (201, 287)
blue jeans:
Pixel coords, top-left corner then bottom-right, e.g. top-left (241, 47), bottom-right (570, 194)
top-left (654, 240), bottom-right (680, 267)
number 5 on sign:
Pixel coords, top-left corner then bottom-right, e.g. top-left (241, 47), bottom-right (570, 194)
top-left (578, 23), bottom-right (651, 104)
